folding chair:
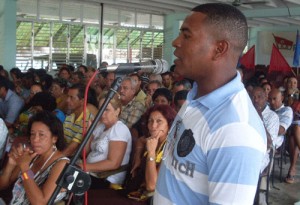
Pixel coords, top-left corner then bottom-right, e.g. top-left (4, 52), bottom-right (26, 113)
top-left (255, 148), bottom-right (274, 205)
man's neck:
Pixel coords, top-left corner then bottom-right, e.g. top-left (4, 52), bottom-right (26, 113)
top-left (196, 71), bottom-right (236, 98)
top-left (122, 97), bottom-right (134, 106)
top-left (73, 107), bottom-right (84, 119)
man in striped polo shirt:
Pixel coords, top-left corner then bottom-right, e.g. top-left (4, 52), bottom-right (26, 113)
top-left (154, 3), bottom-right (267, 205)
top-left (63, 83), bottom-right (94, 157)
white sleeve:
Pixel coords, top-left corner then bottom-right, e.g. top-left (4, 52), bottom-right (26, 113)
top-left (108, 121), bottom-right (131, 143)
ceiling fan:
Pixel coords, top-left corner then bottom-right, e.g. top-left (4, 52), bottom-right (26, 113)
top-left (231, 0), bottom-right (269, 7)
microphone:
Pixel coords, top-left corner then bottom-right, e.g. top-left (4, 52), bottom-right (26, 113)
top-left (99, 59), bottom-right (169, 74)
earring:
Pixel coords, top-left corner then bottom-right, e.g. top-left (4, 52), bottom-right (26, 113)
top-left (53, 144), bottom-right (57, 151)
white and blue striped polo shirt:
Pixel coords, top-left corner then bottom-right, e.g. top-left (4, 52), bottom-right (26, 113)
top-left (154, 73), bottom-right (267, 205)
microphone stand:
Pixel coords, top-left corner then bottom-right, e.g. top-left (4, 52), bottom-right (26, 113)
top-left (48, 77), bottom-right (123, 205)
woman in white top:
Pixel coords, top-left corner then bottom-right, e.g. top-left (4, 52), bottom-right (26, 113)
top-left (78, 92), bottom-right (132, 188)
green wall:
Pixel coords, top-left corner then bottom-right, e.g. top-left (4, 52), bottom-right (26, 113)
top-left (0, 0), bottom-right (16, 71)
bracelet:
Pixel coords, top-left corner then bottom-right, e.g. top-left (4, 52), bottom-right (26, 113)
top-left (21, 169), bottom-right (34, 181)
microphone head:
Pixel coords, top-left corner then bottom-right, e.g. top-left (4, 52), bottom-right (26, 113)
top-left (153, 59), bottom-right (169, 74)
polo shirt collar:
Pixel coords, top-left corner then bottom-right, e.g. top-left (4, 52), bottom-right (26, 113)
top-left (187, 72), bottom-right (244, 110)
top-left (5, 89), bottom-right (13, 101)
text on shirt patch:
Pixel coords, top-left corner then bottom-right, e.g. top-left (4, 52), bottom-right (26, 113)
top-left (171, 155), bottom-right (195, 178)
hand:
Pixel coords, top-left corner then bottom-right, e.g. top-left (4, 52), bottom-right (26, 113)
top-left (130, 152), bottom-right (142, 177)
top-left (146, 136), bottom-right (159, 156)
top-left (8, 143), bottom-right (36, 170)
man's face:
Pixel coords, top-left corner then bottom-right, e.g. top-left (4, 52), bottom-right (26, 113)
top-left (130, 75), bottom-right (141, 91)
top-left (173, 84), bottom-right (184, 95)
top-left (287, 77), bottom-right (298, 90)
top-left (162, 75), bottom-right (171, 88)
top-left (78, 67), bottom-right (86, 74)
top-left (119, 80), bottom-right (135, 104)
top-left (147, 83), bottom-right (159, 96)
top-left (66, 88), bottom-right (83, 112)
top-left (70, 74), bottom-right (81, 84)
top-left (172, 12), bottom-right (215, 81)
top-left (268, 91), bottom-right (283, 110)
top-left (251, 88), bottom-right (267, 113)
top-left (59, 70), bottom-right (70, 80)
top-left (105, 73), bottom-right (115, 88)
top-left (0, 87), bottom-right (6, 99)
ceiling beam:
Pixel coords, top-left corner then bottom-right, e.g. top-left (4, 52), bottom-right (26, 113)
top-left (284, 0), bottom-right (300, 5)
top-left (82, 0), bottom-right (187, 14)
top-left (269, 17), bottom-right (300, 26)
top-left (252, 17), bottom-right (290, 26)
top-left (243, 6), bottom-right (300, 18)
top-left (118, 0), bottom-right (190, 12)
top-left (149, 0), bottom-right (197, 9)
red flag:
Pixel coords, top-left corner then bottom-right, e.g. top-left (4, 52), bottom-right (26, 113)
top-left (269, 44), bottom-right (292, 73)
top-left (239, 45), bottom-right (255, 70)
top-left (273, 34), bottom-right (293, 50)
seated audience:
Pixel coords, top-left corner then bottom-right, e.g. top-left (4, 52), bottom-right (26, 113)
top-left (78, 93), bottom-right (132, 189)
top-left (250, 87), bottom-right (279, 205)
top-left (285, 100), bottom-right (300, 184)
top-left (63, 83), bottom-right (94, 157)
top-left (77, 65), bottom-right (88, 75)
top-left (58, 66), bottom-right (72, 82)
top-left (0, 76), bottom-right (24, 128)
top-left (70, 71), bottom-right (85, 85)
top-left (9, 68), bottom-right (22, 86)
top-left (129, 73), bottom-right (147, 106)
top-left (119, 77), bottom-right (146, 129)
top-left (152, 88), bottom-right (173, 106)
top-left (174, 90), bottom-right (188, 112)
top-left (50, 78), bottom-right (69, 114)
top-left (39, 74), bottom-right (53, 91)
top-left (172, 79), bottom-right (192, 96)
top-left (103, 72), bottom-right (116, 91)
top-left (24, 82), bottom-right (43, 107)
top-left (0, 111), bottom-right (69, 204)
top-left (145, 80), bottom-right (162, 109)
top-left (161, 72), bottom-right (173, 90)
top-left (284, 76), bottom-right (299, 106)
top-left (88, 104), bottom-right (176, 205)
top-left (268, 88), bottom-right (293, 149)
top-left (148, 74), bottom-right (162, 84)
top-left (261, 82), bottom-right (272, 98)
top-left (0, 118), bottom-right (8, 160)
top-left (15, 92), bottom-right (64, 136)
top-left (131, 87), bottom-right (173, 142)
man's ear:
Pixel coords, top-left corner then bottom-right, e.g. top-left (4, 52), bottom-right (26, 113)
top-left (213, 40), bottom-right (229, 60)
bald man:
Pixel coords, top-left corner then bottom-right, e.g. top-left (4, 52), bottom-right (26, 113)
top-left (268, 88), bottom-right (293, 148)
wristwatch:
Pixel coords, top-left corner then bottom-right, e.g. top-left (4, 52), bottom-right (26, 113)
top-left (148, 156), bottom-right (155, 162)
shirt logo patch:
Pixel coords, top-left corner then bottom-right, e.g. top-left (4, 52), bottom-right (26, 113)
top-left (177, 129), bottom-right (195, 157)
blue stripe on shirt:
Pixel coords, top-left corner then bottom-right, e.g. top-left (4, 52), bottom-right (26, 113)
top-left (156, 162), bottom-right (209, 205)
top-left (207, 146), bottom-right (264, 185)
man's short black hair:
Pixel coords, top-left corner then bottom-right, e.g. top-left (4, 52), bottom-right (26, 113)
top-left (0, 76), bottom-right (10, 90)
top-left (152, 88), bottom-right (173, 103)
top-left (69, 83), bottom-right (86, 100)
top-left (191, 3), bottom-right (248, 53)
